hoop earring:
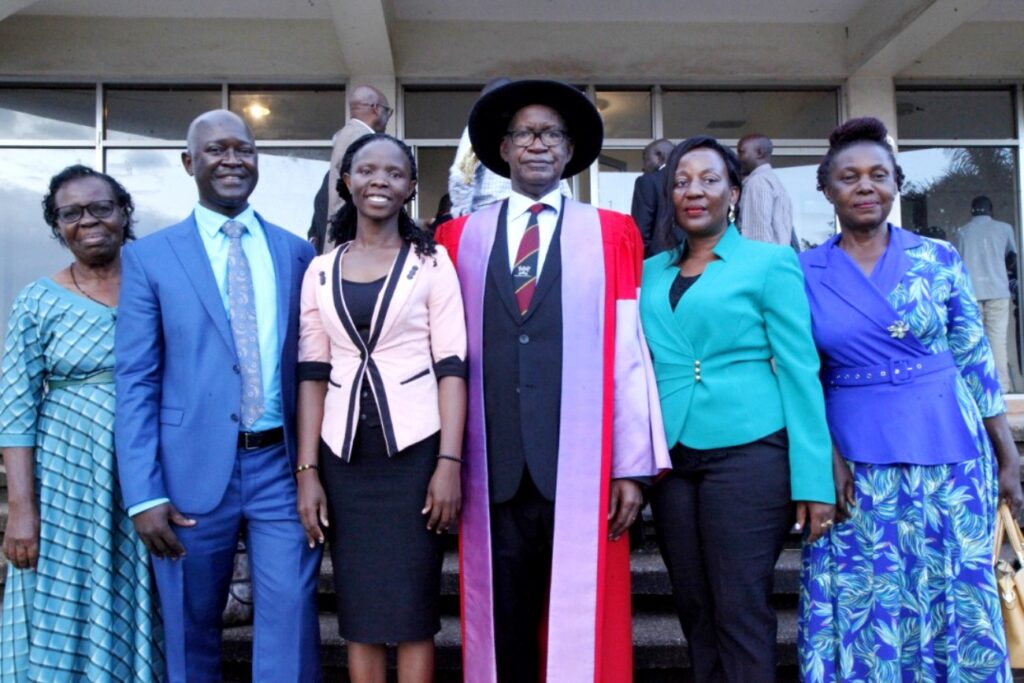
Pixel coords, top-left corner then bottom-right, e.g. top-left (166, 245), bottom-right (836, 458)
top-left (728, 204), bottom-right (736, 224)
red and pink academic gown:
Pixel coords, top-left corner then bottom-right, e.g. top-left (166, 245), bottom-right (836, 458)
top-left (436, 199), bottom-right (670, 683)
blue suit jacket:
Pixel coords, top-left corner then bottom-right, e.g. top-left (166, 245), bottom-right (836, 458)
top-left (115, 213), bottom-right (315, 514)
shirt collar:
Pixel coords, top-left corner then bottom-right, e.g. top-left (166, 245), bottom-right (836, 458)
top-left (351, 118), bottom-right (375, 134)
top-left (744, 163), bottom-right (772, 182)
top-left (194, 203), bottom-right (260, 239)
top-left (507, 187), bottom-right (563, 220)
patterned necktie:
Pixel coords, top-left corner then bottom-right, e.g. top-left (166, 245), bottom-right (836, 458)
top-left (513, 203), bottom-right (545, 315)
top-left (221, 220), bottom-right (264, 429)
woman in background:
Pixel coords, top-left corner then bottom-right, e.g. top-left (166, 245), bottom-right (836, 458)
top-left (0, 165), bottom-right (162, 681)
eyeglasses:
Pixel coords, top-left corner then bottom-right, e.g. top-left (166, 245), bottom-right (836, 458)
top-left (506, 129), bottom-right (568, 148)
top-left (372, 103), bottom-right (394, 118)
top-left (55, 200), bottom-right (118, 224)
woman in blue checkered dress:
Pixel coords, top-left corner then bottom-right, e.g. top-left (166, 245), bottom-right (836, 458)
top-left (0, 165), bottom-right (162, 681)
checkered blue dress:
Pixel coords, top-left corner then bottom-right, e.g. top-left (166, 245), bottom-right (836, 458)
top-left (0, 278), bottom-right (162, 682)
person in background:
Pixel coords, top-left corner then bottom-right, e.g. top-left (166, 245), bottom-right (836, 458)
top-left (956, 195), bottom-right (1018, 393)
top-left (295, 132), bottom-right (466, 683)
top-left (631, 137), bottom-right (674, 252)
top-left (736, 133), bottom-right (797, 249)
top-left (115, 110), bottom-right (321, 682)
top-left (640, 136), bottom-right (834, 683)
top-left (448, 78), bottom-right (572, 219)
top-left (798, 117), bottom-right (1023, 682)
top-left (428, 192), bottom-right (453, 233)
top-left (0, 165), bottom-right (162, 680)
top-left (436, 79), bottom-right (669, 682)
top-left (309, 85), bottom-right (393, 254)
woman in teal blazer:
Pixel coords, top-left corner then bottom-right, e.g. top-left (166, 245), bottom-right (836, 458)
top-left (639, 136), bottom-right (834, 683)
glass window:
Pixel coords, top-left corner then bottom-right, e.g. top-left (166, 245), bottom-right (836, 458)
top-left (249, 148), bottom-right (331, 236)
top-left (0, 88), bottom-right (95, 139)
top-left (662, 90), bottom-right (837, 140)
top-left (106, 88), bottom-right (222, 142)
top-left (896, 90), bottom-right (1016, 140)
top-left (404, 90), bottom-right (480, 140)
top-left (899, 145), bottom-right (1022, 391)
top-left (230, 88), bottom-right (345, 140)
top-left (773, 155), bottom-right (836, 249)
top-left (899, 146), bottom-right (1019, 238)
top-left (0, 149), bottom-right (95, 332)
top-left (595, 90), bottom-right (652, 139)
top-left (596, 148), bottom-right (644, 214)
top-left (415, 146), bottom-right (456, 222)
top-left (107, 147), bottom-right (330, 239)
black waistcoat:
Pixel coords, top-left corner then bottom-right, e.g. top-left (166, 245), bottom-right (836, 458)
top-left (482, 201), bottom-right (563, 503)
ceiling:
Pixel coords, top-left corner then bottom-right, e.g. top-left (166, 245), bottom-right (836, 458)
top-left (21, 0), bottom-right (1024, 24)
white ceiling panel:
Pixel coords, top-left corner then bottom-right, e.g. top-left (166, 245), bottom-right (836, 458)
top-left (23, 0), bottom-right (332, 20)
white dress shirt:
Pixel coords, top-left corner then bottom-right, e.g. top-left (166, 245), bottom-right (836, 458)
top-left (505, 187), bottom-right (563, 279)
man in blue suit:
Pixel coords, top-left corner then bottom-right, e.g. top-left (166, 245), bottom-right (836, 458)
top-left (115, 109), bottom-right (321, 682)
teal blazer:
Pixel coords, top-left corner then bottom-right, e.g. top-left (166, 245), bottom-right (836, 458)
top-left (640, 226), bottom-right (833, 503)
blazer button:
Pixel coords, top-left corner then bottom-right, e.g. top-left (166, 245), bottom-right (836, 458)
top-left (519, 334), bottom-right (530, 344)
top-left (230, 413), bottom-right (239, 422)
top-left (232, 364), bottom-right (240, 374)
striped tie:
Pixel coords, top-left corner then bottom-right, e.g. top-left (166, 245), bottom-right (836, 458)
top-left (513, 203), bottom-right (545, 315)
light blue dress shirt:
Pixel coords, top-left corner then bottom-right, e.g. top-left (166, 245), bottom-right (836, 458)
top-left (128, 203), bottom-right (281, 518)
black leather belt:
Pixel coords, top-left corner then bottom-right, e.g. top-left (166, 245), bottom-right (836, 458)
top-left (237, 427), bottom-right (284, 450)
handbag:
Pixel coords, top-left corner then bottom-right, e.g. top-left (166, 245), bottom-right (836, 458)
top-left (993, 503), bottom-right (1024, 667)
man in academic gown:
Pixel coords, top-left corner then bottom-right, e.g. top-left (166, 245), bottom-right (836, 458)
top-left (435, 79), bottom-right (669, 683)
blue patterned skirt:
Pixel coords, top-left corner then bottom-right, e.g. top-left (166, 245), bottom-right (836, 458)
top-left (799, 453), bottom-right (1010, 682)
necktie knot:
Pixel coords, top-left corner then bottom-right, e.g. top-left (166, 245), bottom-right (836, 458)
top-left (221, 220), bottom-right (246, 239)
top-left (529, 203), bottom-right (546, 216)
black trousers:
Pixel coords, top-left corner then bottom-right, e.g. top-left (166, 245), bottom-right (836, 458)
top-left (649, 430), bottom-right (793, 683)
top-left (490, 472), bottom-right (555, 683)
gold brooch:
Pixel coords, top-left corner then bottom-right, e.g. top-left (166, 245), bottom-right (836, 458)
top-left (888, 320), bottom-right (909, 339)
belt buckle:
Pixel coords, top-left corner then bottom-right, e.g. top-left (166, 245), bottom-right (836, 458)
top-left (889, 358), bottom-right (912, 384)
top-left (241, 431), bottom-right (257, 449)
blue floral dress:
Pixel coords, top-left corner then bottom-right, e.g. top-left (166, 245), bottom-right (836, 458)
top-left (0, 279), bottom-right (163, 682)
top-left (798, 229), bottom-right (1010, 682)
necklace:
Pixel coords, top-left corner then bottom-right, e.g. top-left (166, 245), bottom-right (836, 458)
top-left (69, 262), bottom-right (116, 317)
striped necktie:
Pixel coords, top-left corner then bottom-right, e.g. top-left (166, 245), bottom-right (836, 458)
top-left (221, 219), bottom-right (264, 429)
top-left (513, 203), bottom-right (545, 316)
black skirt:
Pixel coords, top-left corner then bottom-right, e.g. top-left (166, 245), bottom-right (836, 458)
top-left (319, 425), bottom-right (444, 643)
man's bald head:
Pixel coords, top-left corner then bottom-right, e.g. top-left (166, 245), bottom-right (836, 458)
top-left (642, 138), bottom-right (674, 173)
top-left (737, 133), bottom-right (773, 176)
top-left (348, 85), bottom-right (391, 133)
top-left (186, 109), bottom-right (253, 158)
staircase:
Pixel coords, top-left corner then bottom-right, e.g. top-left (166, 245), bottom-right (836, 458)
top-left (4, 417), bottom-right (1024, 681)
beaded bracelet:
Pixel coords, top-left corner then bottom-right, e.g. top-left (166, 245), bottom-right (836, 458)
top-left (295, 463), bottom-right (319, 475)
top-left (437, 454), bottom-right (464, 464)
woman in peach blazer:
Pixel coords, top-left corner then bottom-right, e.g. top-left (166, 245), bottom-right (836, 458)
top-left (295, 133), bottom-right (467, 683)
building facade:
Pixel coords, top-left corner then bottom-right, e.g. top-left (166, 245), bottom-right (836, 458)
top-left (2, 0), bottom-right (1023, 385)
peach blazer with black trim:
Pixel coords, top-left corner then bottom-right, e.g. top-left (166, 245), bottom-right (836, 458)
top-left (297, 241), bottom-right (467, 461)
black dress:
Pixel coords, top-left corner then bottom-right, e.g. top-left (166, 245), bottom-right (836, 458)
top-left (319, 277), bottom-right (444, 643)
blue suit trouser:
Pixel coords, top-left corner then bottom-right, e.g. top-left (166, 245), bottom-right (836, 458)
top-left (151, 442), bottom-right (322, 682)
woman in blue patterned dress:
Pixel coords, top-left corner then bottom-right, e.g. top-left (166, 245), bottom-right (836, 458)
top-left (797, 118), bottom-right (1024, 681)
top-left (0, 165), bottom-right (162, 681)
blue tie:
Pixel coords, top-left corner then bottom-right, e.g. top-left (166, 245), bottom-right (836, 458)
top-left (221, 220), bottom-right (264, 429)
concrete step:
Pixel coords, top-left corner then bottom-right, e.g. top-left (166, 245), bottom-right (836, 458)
top-left (314, 546), bottom-right (803, 603)
top-left (221, 609), bottom-right (800, 673)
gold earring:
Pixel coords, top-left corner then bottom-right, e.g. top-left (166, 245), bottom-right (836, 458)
top-left (728, 205), bottom-right (736, 224)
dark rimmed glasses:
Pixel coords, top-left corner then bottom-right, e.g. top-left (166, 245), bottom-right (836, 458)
top-left (55, 200), bottom-right (118, 224)
top-left (506, 129), bottom-right (569, 148)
